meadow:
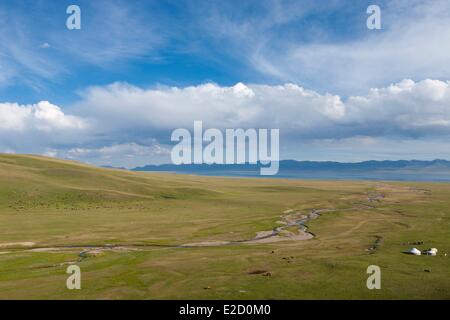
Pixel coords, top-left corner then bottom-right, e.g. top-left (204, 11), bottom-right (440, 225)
top-left (0, 154), bottom-right (449, 299)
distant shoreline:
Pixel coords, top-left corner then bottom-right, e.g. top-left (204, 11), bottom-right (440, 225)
top-left (134, 169), bottom-right (450, 183)
top-left (130, 159), bottom-right (450, 182)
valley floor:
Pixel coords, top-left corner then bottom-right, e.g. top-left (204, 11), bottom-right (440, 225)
top-left (0, 154), bottom-right (449, 299)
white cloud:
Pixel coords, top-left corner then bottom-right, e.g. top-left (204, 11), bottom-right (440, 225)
top-left (2, 79), bottom-right (450, 164)
top-left (200, 0), bottom-right (450, 94)
top-left (0, 1), bottom-right (165, 87)
top-left (50, 142), bottom-right (171, 168)
top-left (272, 10), bottom-right (450, 94)
top-left (74, 82), bottom-right (347, 133)
top-left (66, 142), bottom-right (170, 159)
top-left (0, 101), bottom-right (87, 132)
top-left (0, 101), bottom-right (89, 155)
top-left (74, 79), bottom-right (450, 139)
top-left (52, 1), bottom-right (164, 66)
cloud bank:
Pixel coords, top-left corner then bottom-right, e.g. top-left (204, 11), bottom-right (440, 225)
top-left (73, 79), bottom-right (450, 139)
top-left (1, 79), bottom-right (450, 166)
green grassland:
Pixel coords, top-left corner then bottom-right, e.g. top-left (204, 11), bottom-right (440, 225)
top-left (0, 154), bottom-right (450, 299)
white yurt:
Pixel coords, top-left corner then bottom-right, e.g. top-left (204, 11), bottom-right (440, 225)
top-left (408, 247), bottom-right (421, 255)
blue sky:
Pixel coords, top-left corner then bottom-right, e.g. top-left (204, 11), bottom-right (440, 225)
top-left (1, 0), bottom-right (450, 167)
top-left (0, 0), bottom-right (386, 103)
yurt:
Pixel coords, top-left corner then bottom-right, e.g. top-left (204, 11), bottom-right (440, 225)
top-left (425, 248), bottom-right (438, 256)
top-left (408, 247), bottom-right (421, 255)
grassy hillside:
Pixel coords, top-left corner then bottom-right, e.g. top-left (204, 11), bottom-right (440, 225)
top-left (0, 154), bottom-right (449, 299)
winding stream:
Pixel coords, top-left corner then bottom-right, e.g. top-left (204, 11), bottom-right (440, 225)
top-left (0, 193), bottom-right (383, 256)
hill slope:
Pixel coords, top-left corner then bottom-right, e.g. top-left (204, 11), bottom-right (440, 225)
top-left (1, 154), bottom-right (350, 246)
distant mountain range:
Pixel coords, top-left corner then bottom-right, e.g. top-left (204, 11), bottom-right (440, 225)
top-left (131, 159), bottom-right (450, 182)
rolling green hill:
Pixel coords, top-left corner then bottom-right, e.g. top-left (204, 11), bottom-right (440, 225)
top-left (0, 154), bottom-right (450, 299)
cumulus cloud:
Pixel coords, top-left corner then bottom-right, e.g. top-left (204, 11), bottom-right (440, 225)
top-left (73, 82), bottom-right (347, 135)
top-left (0, 101), bottom-right (87, 132)
top-left (343, 79), bottom-right (450, 137)
top-left (0, 101), bottom-right (89, 155)
top-left (74, 79), bottom-right (450, 139)
top-left (2, 79), bottom-right (450, 165)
